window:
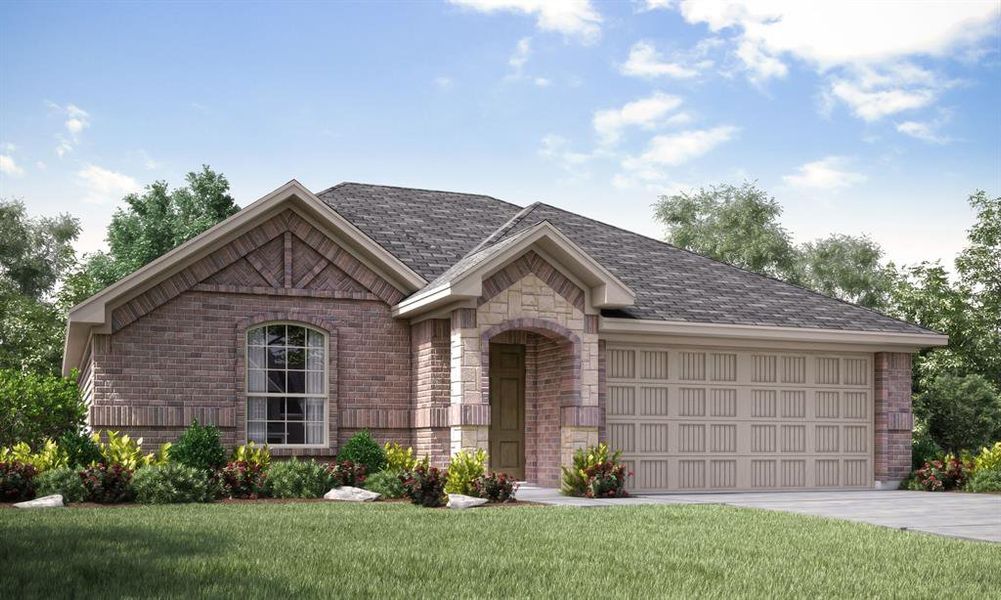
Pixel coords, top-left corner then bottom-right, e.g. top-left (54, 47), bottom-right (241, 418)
top-left (246, 323), bottom-right (326, 445)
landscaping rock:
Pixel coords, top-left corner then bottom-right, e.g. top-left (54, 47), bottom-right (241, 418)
top-left (14, 495), bottom-right (65, 509)
top-left (324, 486), bottom-right (380, 502)
top-left (447, 494), bottom-right (488, 509)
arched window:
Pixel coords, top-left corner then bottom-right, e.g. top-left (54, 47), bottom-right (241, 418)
top-left (246, 323), bottom-right (326, 446)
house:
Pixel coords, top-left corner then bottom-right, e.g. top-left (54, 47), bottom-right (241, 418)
top-left (62, 181), bottom-right (947, 491)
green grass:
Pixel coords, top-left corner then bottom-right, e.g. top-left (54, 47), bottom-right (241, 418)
top-left (2, 502), bottom-right (999, 598)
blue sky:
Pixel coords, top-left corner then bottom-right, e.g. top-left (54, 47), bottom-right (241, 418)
top-left (1, 1), bottom-right (998, 268)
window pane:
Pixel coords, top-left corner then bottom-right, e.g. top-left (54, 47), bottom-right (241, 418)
top-left (267, 422), bottom-right (285, 444)
top-left (248, 346), bottom-right (266, 369)
top-left (287, 372), bottom-right (305, 394)
top-left (307, 329), bottom-right (324, 348)
top-left (267, 370), bottom-right (285, 393)
top-left (248, 397), bottom-right (267, 420)
top-left (287, 326), bottom-right (306, 347)
top-left (306, 349), bottom-right (324, 370)
top-left (287, 422), bottom-right (305, 444)
top-left (306, 422), bottom-right (323, 444)
top-left (248, 422), bottom-right (266, 444)
top-left (267, 325), bottom-right (286, 346)
top-left (267, 398), bottom-right (284, 420)
top-left (286, 398), bottom-right (305, 421)
top-left (287, 348), bottom-right (305, 370)
top-left (305, 398), bottom-right (324, 422)
top-left (248, 327), bottom-right (266, 346)
top-left (306, 371), bottom-right (324, 394)
top-left (267, 348), bottom-right (286, 369)
top-left (248, 369), bottom-right (267, 393)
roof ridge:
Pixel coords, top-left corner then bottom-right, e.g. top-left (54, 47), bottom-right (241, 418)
top-left (467, 201), bottom-right (542, 255)
top-left (528, 202), bottom-right (939, 335)
top-left (317, 181), bottom-right (523, 209)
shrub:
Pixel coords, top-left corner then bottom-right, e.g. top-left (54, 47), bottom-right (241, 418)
top-left (337, 430), bottom-right (386, 475)
top-left (0, 440), bottom-right (68, 472)
top-left (0, 461), bottom-right (38, 501)
top-left (584, 461), bottom-right (629, 498)
top-left (914, 374), bottom-right (1001, 454)
top-left (562, 443), bottom-right (626, 497)
top-left (973, 442), bottom-right (1001, 473)
top-left (169, 420), bottom-right (226, 472)
top-left (327, 460), bottom-right (366, 488)
top-left (58, 430), bottom-right (102, 468)
top-left (0, 368), bottom-right (86, 449)
top-left (472, 472), bottom-right (518, 502)
top-left (220, 461), bottom-right (268, 499)
top-left (81, 463), bottom-right (134, 503)
top-left (364, 469), bottom-right (405, 499)
top-left (400, 464), bottom-right (448, 507)
top-left (232, 442), bottom-right (271, 469)
top-left (384, 442), bottom-right (418, 473)
top-left (909, 454), bottom-right (975, 491)
top-left (966, 468), bottom-right (1001, 493)
top-left (132, 463), bottom-right (217, 504)
top-left (266, 458), bottom-right (333, 498)
top-left (911, 425), bottom-right (943, 471)
top-left (445, 449), bottom-right (487, 496)
top-left (95, 431), bottom-right (152, 470)
top-left (36, 466), bottom-right (87, 503)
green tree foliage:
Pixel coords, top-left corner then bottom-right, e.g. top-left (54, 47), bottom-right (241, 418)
top-left (914, 374), bottom-right (1001, 454)
top-left (0, 200), bottom-right (81, 374)
top-left (62, 166), bottom-right (239, 307)
top-left (0, 368), bottom-right (85, 448)
top-left (654, 182), bottom-right (799, 280)
top-left (797, 234), bottom-right (896, 309)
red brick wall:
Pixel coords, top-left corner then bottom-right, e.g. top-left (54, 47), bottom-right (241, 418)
top-left (874, 352), bottom-right (913, 483)
top-left (412, 319), bottom-right (451, 466)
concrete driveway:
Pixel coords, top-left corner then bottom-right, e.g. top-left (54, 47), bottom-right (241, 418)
top-left (515, 487), bottom-right (1001, 543)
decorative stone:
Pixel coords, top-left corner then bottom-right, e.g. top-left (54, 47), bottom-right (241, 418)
top-left (323, 486), bottom-right (380, 502)
top-left (14, 494), bottom-right (64, 509)
top-left (447, 494), bottom-right (488, 509)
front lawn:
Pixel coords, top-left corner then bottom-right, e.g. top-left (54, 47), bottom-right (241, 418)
top-left (2, 502), bottom-right (999, 598)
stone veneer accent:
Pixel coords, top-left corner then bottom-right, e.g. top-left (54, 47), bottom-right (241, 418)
top-left (874, 352), bottom-right (914, 486)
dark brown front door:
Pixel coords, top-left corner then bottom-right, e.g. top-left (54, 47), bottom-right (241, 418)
top-left (489, 343), bottom-right (525, 479)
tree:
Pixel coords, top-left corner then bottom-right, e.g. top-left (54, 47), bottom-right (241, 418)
top-left (797, 234), bottom-right (896, 310)
top-left (63, 166), bottom-right (239, 307)
top-left (0, 200), bottom-right (80, 374)
top-left (954, 190), bottom-right (1001, 386)
top-left (914, 373), bottom-right (1001, 453)
top-left (654, 182), bottom-right (799, 280)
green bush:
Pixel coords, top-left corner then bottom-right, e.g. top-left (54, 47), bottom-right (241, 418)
top-left (266, 458), bottom-right (333, 498)
top-left (0, 439), bottom-right (67, 472)
top-left (337, 430), bottom-right (386, 475)
top-left (0, 368), bottom-right (86, 449)
top-left (911, 425), bottom-right (943, 471)
top-left (966, 468), bottom-right (1001, 493)
top-left (94, 431), bottom-right (154, 470)
top-left (472, 472), bottom-right (518, 502)
top-left (384, 442), bottom-right (418, 472)
top-left (561, 443), bottom-right (629, 497)
top-left (973, 442), bottom-right (1001, 473)
top-left (169, 420), bottom-right (226, 472)
top-left (364, 469), bottom-right (405, 498)
top-left (132, 463), bottom-right (217, 504)
top-left (232, 442), bottom-right (271, 469)
top-left (58, 430), bottom-right (102, 467)
top-left (914, 374), bottom-right (1001, 453)
top-left (35, 466), bottom-right (87, 503)
top-left (444, 449), bottom-right (486, 496)
top-left (0, 461), bottom-right (38, 501)
top-left (80, 463), bottom-right (133, 503)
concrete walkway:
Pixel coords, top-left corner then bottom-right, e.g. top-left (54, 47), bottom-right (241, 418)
top-left (515, 486), bottom-right (1001, 543)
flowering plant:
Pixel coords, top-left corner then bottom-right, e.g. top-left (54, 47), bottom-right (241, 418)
top-left (910, 454), bottom-right (974, 491)
top-left (327, 460), bottom-right (367, 488)
top-left (81, 463), bottom-right (134, 503)
top-left (472, 471), bottom-right (518, 502)
top-left (220, 460), bottom-right (268, 499)
top-left (400, 464), bottom-right (448, 507)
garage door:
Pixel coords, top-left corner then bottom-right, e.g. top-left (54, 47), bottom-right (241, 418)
top-left (605, 345), bottom-right (873, 492)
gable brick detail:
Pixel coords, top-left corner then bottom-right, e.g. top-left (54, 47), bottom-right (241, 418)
top-left (111, 210), bottom-right (404, 331)
top-left (478, 250), bottom-right (585, 312)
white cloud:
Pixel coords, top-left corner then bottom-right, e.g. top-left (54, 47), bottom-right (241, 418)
top-left (1, 142), bottom-right (15, 152)
top-left (896, 112), bottom-right (953, 144)
top-left (538, 134), bottom-right (594, 180)
top-left (824, 63), bottom-right (950, 121)
top-left (138, 149), bottom-right (162, 169)
top-left (76, 164), bottom-right (141, 204)
top-left (593, 92), bottom-right (684, 145)
top-left (47, 102), bottom-right (92, 156)
top-left (0, 154), bottom-right (25, 177)
top-left (450, 0), bottom-right (602, 43)
top-left (621, 41), bottom-right (698, 79)
top-left (622, 125), bottom-right (738, 170)
top-left (509, 37), bottom-right (531, 74)
top-left (782, 156), bottom-right (867, 190)
top-left (533, 77), bottom-right (551, 87)
top-left (35, 161), bottom-right (47, 170)
top-left (434, 76), bottom-right (454, 89)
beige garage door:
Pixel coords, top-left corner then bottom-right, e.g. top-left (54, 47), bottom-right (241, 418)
top-left (605, 345), bottom-right (873, 492)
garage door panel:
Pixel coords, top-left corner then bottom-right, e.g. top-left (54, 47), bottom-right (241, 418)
top-left (606, 345), bottom-right (873, 492)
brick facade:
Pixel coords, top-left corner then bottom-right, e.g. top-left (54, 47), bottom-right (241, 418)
top-left (874, 352), bottom-right (914, 486)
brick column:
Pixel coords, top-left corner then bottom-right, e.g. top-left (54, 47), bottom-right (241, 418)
top-left (412, 319), bottom-right (451, 467)
top-left (449, 308), bottom-right (489, 456)
top-left (874, 352), bottom-right (913, 488)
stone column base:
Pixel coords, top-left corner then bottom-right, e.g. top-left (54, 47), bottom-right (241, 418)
top-left (450, 425), bottom-right (489, 459)
top-left (560, 426), bottom-right (599, 471)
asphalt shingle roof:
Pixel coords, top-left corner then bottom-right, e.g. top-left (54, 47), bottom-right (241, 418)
top-left (318, 182), bottom-right (933, 335)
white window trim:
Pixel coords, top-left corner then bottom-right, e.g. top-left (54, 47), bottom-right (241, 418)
top-left (244, 322), bottom-right (330, 449)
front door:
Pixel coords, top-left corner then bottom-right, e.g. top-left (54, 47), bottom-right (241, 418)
top-left (489, 343), bottom-right (525, 479)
